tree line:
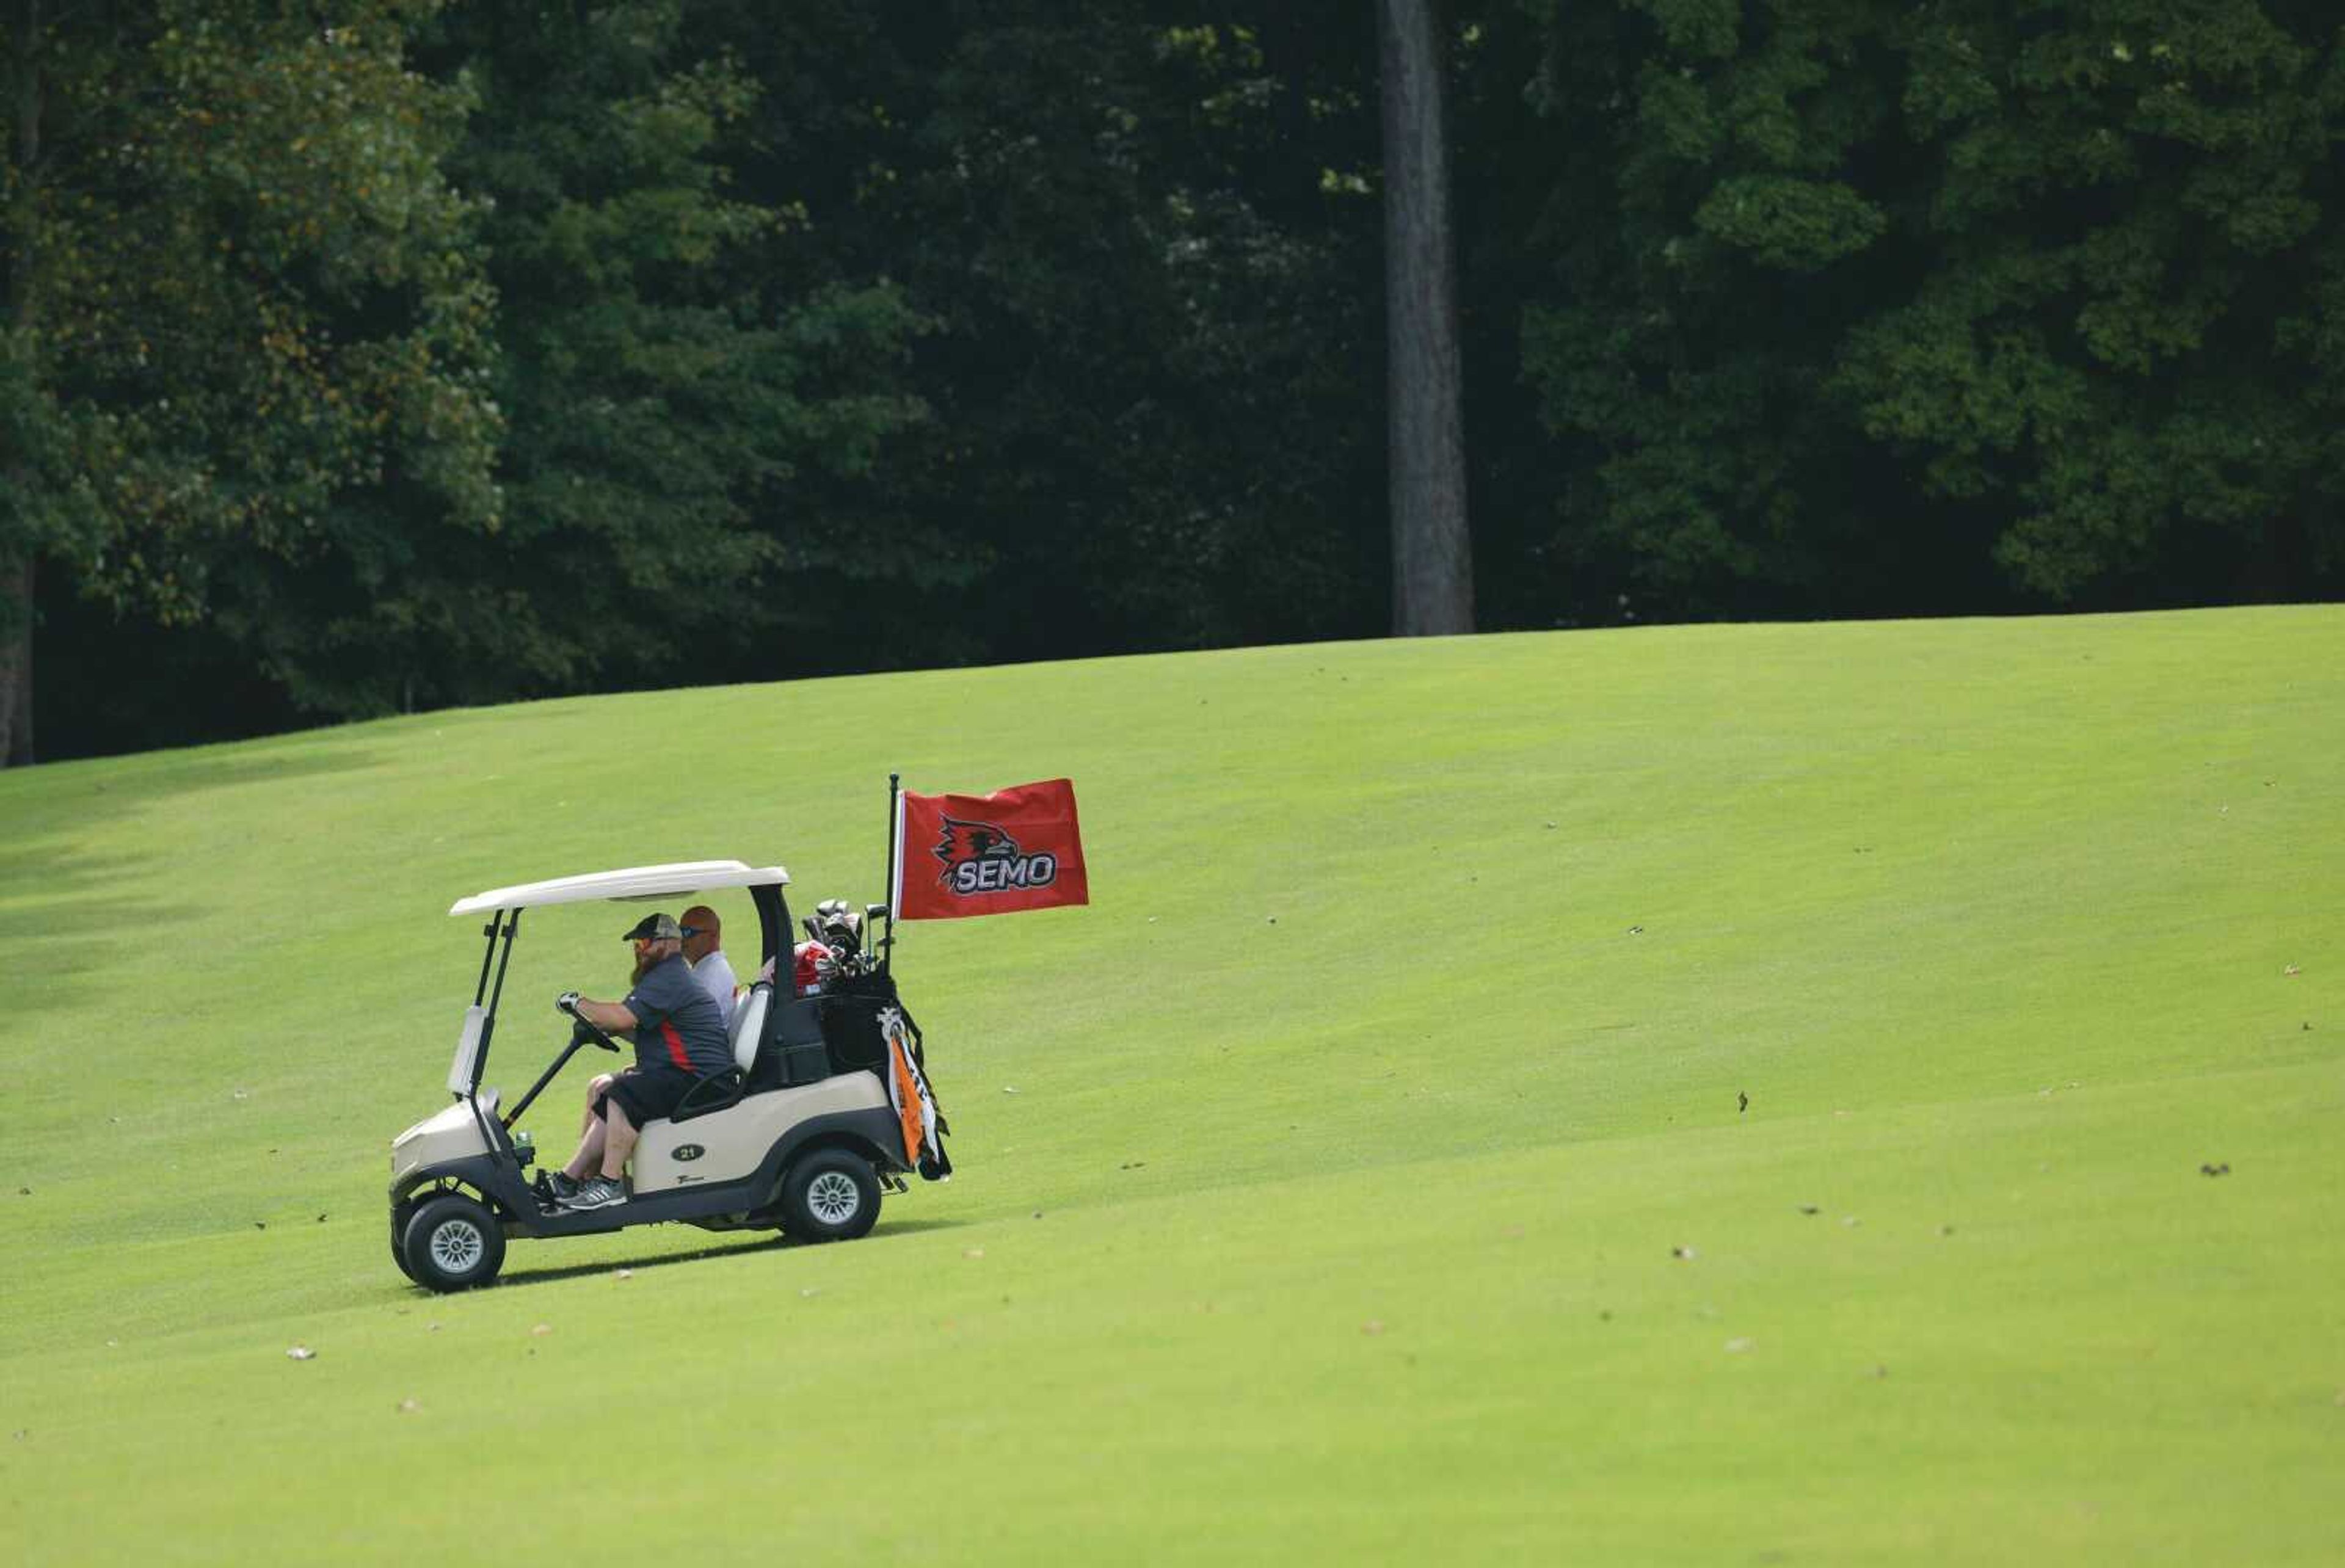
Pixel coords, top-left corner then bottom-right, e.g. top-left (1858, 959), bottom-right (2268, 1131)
top-left (5, 1), bottom-right (2340, 765)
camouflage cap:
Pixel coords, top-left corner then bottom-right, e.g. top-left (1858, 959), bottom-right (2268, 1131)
top-left (621, 912), bottom-right (683, 943)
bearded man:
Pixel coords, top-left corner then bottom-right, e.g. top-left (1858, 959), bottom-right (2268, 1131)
top-left (545, 912), bottom-right (731, 1211)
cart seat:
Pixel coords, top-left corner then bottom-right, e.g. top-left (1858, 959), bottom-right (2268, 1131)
top-left (727, 981), bottom-right (772, 1073)
top-left (668, 982), bottom-right (771, 1125)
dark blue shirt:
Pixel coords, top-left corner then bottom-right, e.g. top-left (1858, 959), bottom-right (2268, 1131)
top-left (622, 953), bottom-right (731, 1075)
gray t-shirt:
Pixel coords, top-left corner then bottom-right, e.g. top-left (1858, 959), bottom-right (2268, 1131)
top-left (622, 954), bottom-right (731, 1076)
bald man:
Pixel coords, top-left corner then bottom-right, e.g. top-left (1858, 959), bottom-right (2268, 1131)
top-left (680, 904), bottom-right (738, 1031)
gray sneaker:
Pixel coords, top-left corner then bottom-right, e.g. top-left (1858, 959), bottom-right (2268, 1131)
top-left (560, 1177), bottom-right (627, 1211)
top-left (541, 1171), bottom-right (582, 1202)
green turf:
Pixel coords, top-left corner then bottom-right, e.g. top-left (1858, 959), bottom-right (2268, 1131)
top-left (4, 607), bottom-right (2340, 1564)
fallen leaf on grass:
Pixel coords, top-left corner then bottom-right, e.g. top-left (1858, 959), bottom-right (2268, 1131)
top-left (1671, 1245), bottom-right (1696, 1260)
top-left (1724, 1338), bottom-right (1753, 1354)
top-left (614, 1268), bottom-right (633, 1280)
top-left (427, 1322), bottom-right (442, 1332)
top-left (1798, 1205), bottom-right (1820, 1216)
top-left (1842, 1216), bottom-right (1861, 1228)
top-left (529, 1324), bottom-right (553, 1337)
top-left (2200, 1163), bottom-right (2231, 1177)
top-left (964, 1247), bottom-right (985, 1259)
top-left (286, 1346), bottom-right (315, 1361)
top-left (397, 1398), bottom-right (420, 1414)
top-left (2283, 965), bottom-right (2300, 977)
top-left (1361, 1321), bottom-right (1386, 1337)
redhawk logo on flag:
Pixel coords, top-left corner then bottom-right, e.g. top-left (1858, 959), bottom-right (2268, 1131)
top-left (892, 778), bottom-right (1089, 921)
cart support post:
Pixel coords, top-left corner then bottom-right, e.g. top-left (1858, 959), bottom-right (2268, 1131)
top-left (474, 909), bottom-right (522, 1088)
top-left (473, 912), bottom-right (503, 1006)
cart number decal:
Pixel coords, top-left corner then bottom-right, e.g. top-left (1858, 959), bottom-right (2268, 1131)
top-left (674, 1144), bottom-right (705, 1161)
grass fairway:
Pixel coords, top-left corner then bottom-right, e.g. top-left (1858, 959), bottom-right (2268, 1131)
top-left (3, 606), bottom-right (2340, 1564)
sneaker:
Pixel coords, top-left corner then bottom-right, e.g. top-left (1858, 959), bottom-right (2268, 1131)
top-left (536, 1171), bottom-right (582, 1207)
top-left (560, 1177), bottom-right (627, 1211)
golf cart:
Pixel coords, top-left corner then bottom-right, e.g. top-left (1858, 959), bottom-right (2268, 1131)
top-left (388, 859), bottom-right (948, 1291)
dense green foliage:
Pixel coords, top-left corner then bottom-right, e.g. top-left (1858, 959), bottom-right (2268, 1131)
top-left (8, 2), bottom-right (2344, 759)
top-left (1516, 0), bottom-right (2345, 615)
top-left (404, 3), bottom-right (931, 708)
top-left (3, 0), bottom-right (498, 747)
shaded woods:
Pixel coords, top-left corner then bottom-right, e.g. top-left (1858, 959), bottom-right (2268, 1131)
top-left (5, 1), bottom-right (2342, 763)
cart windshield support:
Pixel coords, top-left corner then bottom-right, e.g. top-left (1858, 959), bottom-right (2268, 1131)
top-left (460, 909), bottom-right (521, 1097)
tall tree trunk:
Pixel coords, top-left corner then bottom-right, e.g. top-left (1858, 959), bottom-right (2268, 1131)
top-left (2, 0), bottom-right (40, 766)
top-left (0, 559), bottom-right (31, 768)
top-left (1376, 0), bottom-right (1474, 636)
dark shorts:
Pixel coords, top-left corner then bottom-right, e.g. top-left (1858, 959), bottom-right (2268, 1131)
top-left (597, 1065), bottom-right (699, 1127)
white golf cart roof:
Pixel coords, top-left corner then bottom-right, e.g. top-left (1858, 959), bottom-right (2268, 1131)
top-left (449, 860), bottom-right (790, 917)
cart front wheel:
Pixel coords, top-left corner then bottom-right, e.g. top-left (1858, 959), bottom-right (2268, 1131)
top-left (401, 1194), bottom-right (506, 1291)
top-left (390, 1205), bottom-right (418, 1282)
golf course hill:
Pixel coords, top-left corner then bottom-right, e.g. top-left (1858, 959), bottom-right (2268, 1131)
top-left (4, 604), bottom-right (2338, 1564)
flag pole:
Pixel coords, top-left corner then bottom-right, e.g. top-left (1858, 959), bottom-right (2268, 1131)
top-left (880, 771), bottom-right (901, 975)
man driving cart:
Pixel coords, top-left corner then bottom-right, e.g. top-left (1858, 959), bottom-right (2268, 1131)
top-left (548, 912), bottom-right (732, 1210)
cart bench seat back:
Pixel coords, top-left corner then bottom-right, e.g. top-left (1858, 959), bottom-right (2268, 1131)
top-left (727, 982), bottom-right (772, 1073)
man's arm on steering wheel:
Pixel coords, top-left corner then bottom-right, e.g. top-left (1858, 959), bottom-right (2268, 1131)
top-left (568, 996), bottom-right (638, 1036)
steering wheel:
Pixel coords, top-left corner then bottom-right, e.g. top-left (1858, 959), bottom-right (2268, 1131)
top-left (558, 996), bottom-right (623, 1054)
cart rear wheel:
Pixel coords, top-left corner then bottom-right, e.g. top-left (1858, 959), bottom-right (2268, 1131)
top-left (779, 1149), bottom-right (881, 1243)
top-left (401, 1194), bottom-right (506, 1291)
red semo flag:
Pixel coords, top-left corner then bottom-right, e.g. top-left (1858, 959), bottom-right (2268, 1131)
top-left (893, 778), bottom-right (1089, 921)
